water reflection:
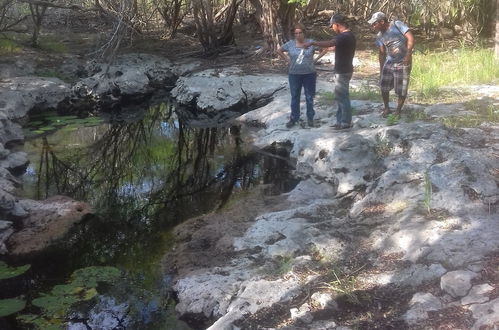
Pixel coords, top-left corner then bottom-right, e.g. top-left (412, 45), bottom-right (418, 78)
top-left (23, 103), bottom-right (264, 220)
top-left (21, 100), bottom-right (296, 266)
top-left (15, 100), bottom-right (297, 329)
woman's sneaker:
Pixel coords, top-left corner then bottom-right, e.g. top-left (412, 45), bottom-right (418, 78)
top-left (286, 120), bottom-right (297, 128)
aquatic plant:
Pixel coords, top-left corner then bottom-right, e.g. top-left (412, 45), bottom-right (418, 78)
top-left (18, 266), bottom-right (121, 329)
top-left (0, 298), bottom-right (26, 317)
top-left (0, 261), bottom-right (30, 317)
top-left (0, 261), bottom-right (30, 280)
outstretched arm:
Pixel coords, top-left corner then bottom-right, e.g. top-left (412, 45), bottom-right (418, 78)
top-left (304, 40), bottom-right (336, 48)
top-left (314, 47), bottom-right (333, 63)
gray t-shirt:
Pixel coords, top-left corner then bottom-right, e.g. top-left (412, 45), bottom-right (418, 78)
top-left (281, 39), bottom-right (318, 74)
top-left (375, 21), bottom-right (410, 64)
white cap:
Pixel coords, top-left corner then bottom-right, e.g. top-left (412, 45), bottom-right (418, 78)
top-left (368, 12), bottom-right (387, 25)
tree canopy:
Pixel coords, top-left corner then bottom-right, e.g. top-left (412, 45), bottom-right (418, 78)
top-left (0, 0), bottom-right (497, 57)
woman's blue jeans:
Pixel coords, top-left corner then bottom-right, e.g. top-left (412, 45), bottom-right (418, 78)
top-left (335, 72), bottom-right (353, 126)
top-left (288, 72), bottom-right (316, 122)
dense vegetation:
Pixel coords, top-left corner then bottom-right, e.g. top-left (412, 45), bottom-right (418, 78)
top-left (0, 0), bottom-right (497, 57)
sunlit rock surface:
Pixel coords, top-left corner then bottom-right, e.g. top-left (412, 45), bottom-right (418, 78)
top-left (166, 76), bottom-right (499, 329)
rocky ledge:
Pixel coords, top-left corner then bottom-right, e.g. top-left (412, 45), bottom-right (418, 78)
top-left (163, 76), bottom-right (499, 329)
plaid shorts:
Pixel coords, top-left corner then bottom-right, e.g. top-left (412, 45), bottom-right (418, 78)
top-left (380, 62), bottom-right (411, 97)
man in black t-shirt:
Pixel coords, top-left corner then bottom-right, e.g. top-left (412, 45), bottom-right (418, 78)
top-left (305, 14), bottom-right (356, 129)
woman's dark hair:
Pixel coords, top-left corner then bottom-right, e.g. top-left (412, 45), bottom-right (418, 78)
top-left (291, 23), bottom-right (306, 34)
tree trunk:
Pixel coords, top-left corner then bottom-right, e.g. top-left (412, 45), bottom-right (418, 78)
top-left (248, 0), bottom-right (296, 55)
top-left (29, 3), bottom-right (48, 47)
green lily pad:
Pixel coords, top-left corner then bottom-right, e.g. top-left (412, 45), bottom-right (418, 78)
top-left (0, 261), bottom-right (31, 280)
top-left (18, 314), bottom-right (64, 330)
top-left (0, 298), bottom-right (26, 317)
top-left (71, 266), bottom-right (121, 288)
top-left (59, 126), bottom-right (78, 132)
top-left (32, 294), bottom-right (79, 316)
top-left (26, 120), bottom-right (45, 127)
top-left (39, 126), bottom-right (57, 131)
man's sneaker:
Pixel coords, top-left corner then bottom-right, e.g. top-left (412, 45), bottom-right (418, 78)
top-left (332, 123), bottom-right (352, 130)
top-left (307, 119), bottom-right (314, 127)
top-left (286, 120), bottom-right (296, 128)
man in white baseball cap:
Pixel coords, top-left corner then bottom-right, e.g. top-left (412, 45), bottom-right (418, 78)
top-left (369, 11), bottom-right (414, 118)
top-left (368, 12), bottom-right (387, 25)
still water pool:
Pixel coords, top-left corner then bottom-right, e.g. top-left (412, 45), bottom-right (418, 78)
top-left (1, 99), bottom-right (296, 329)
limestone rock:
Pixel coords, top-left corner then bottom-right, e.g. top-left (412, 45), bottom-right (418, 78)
top-left (469, 297), bottom-right (499, 330)
top-left (403, 292), bottom-right (442, 325)
top-left (7, 196), bottom-right (92, 255)
top-left (171, 70), bottom-right (286, 115)
top-left (0, 220), bottom-right (13, 254)
top-left (461, 283), bottom-right (494, 305)
top-left (440, 270), bottom-right (479, 298)
top-left (290, 303), bottom-right (313, 324)
top-left (0, 77), bottom-right (71, 119)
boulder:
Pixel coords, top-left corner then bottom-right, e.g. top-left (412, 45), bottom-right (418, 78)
top-left (0, 77), bottom-right (71, 118)
top-left (7, 196), bottom-right (92, 255)
top-left (440, 270), bottom-right (479, 298)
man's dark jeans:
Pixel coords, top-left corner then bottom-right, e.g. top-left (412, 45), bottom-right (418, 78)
top-left (335, 72), bottom-right (353, 127)
top-left (288, 72), bottom-right (316, 122)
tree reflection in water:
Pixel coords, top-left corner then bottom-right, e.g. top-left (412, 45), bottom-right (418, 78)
top-left (20, 101), bottom-right (297, 311)
top-left (29, 101), bottom-right (293, 226)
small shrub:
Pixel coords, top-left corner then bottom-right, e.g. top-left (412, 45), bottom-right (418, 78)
top-left (406, 110), bottom-right (431, 122)
top-left (317, 91), bottom-right (335, 106)
top-left (374, 136), bottom-right (393, 159)
top-left (386, 113), bottom-right (399, 126)
top-left (351, 82), bottom-right (382, 101)
top-left (39, 39), bottom-right (67, 53)
top-left (0, 38), bottom-right (22, 54)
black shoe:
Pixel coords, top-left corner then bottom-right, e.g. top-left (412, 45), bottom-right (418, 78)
top-left (286, 120), bottom-right (297, 128)
top-left (307, 119), bottom-right (314, 127)
top-left (332, 123), bottom-right (352, 130)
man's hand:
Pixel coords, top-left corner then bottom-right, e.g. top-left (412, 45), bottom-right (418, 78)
top-left (402, 52), bottom-right (412, 65)
top-left (302, 42), bottom-right (313, 48)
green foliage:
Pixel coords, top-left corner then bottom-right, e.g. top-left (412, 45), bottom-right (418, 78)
top-left (17, 314), bottom-right (64, 330)
top-left (374, 136), bottom-right (393, 159)
top-left (25, 113), bottom-right (104, 138)
top-left (0, 261), bottom-right (31, 280)
top-left (317, 91), bottom-right (335, 106)
top-left (0, 38), bottom-right (22, 54)
top-left (287, 0), bottom-right (307, 4)
top-left (323, 265), bottom-right (359, 304)
top-left (0, 262), bottom-right (29, 316)
top-left (350, 82), bottom-right (382, 102)
top-left (0, 298), bottom-right (26, 317)
top-left (18, 266), bottom-right (121, 329)
top-left (267, 255), bottom-right (293, 276)
top-left (405, 110), bottom-right (431, 123)
top-left (411, 48), bottom-right (499, 102)
top-left (34, 69), bottom-right (74, 83)
top-left (38, 39), bottom-right (67, 53)
top-left (386, 113), bottom-right (399, 126)
top-left (437, 101), bottom-right (498, 128)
